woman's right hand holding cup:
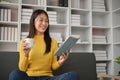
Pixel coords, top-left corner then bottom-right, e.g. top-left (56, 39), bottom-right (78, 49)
top-left (22, 39), bottom-right (31, 57)
top-left (22, 38), bottom-right (34, 57)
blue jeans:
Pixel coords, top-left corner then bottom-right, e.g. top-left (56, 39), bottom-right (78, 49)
top-left (9, 69), bottom-right (80, 80)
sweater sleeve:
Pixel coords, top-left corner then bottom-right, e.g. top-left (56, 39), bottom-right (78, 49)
top-left (51, 38), bottom-right (61, 70)
top-left (18, 40), bottom-right (29, 72)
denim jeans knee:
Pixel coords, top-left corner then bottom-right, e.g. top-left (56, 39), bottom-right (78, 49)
top-left (66, 71), bottom-right (80, 80)
top-left (9, 69), bottom-right (28, 80)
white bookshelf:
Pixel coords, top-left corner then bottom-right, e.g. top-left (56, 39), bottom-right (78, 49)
top-left (112, 0), bottom-right (120, 75)
top-left (0, 0), bottom-right (119, 76)
top-left (0, 0), bottom-right (19, 51)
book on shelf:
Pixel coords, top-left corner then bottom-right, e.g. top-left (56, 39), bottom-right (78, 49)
top-left (96, 66), bottom-right (106, 70)
top-left (50, 32), bottom-right (62, 42)
top-left (0, 26), bottom-right (18, 41)
top-left (39, 0), bottom-right (44, 5)
top-left (47, 11), bottom-right (57, 15)
top-left (48, 11), bottom-right (57, 24)
top-left (0, 0), bottom-right (10, 3)
top-left (21, 12), bottom-right (32, 16)
top-left (21, 9), bottom-right (33, 22)
top-left (92, 2), bottom-right (105, 6)
top-left (11, 27), bottom-right (14, 41)
top-left (0, 26), bottom-right (4, 40)
top-left (55, 35), bottom-right (80, 56)
top-left (0, 8), bottom-right (11, 22)
top-left (8, 9), bottom-right (11, 21)
top-left (8, 27), bottom-right (11, 41)
top-left (21, 15), bottom-right (31, 19)
top-left (96, 56), bottom-right (107, 60)
top-left (92, 9), bottom-right (105, 11)
top-left (58, 0), bottom-right (68, 7)
top-left (92, 0), bottom-right (105, 3)
top-left (97, 69), bottom-right (107, 74)
top-left (14, 27), bottom-right (18, 41)
top-left (4, 9), bottom-right (8, 21)
top-left (94, 53), bottom-right (107, 57)
top-left (49, 17), bottom-right (57, 21)
top-left (0, 9), bottom-right (4, 21)
top-left (4, 27), bottom-right (8, 40)
top-left (64, 0), bottom-right (68, 7)
top-left (71, 14), bottom-right (80, 25)
top-left (92, 0), bottom-right (106, 11)
top-left (96, 63), bottom-right (107, 67)
top-left (21, 32), bottom-right (29, 38)
top-left (92, 35), bottom-right (107, 43)
top-left (59, 0), bottom-right (64, 6)
top-left (94, 51), bottom-right (107, 57)
top-left (92, 6), bottom-right (105, 9)
top-left (22, 8), bottom-right (33, 13)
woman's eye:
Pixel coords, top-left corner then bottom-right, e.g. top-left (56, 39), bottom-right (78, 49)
top-left (39, 20), bottom-right (43, 21)
top-left (45, 20), bottom-right (48, 22)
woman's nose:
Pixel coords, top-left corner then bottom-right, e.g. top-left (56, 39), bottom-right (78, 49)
top-left (42, 21), bottom-right (46, 25)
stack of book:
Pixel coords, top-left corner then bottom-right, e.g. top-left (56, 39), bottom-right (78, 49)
top-left (94, 50), bottom-right (107, 60)
top-left (92, 35), bottom-right (106, 43)
top-left (92, 0), bottom-right (106, 11)
top-left (71, 14), bottom-right (80, 25)
top-left (0, 26), bottom-right (17, 41)
top-left (96, 63), bottom-right (107, 74)
top-left (50, 32), bottom-right (62, 42)
top-left (21, 8), bottom-right (33, 23)
top-left (39, 0), bottom-right (45, 5)
top-left (47, 11), bottom-right (57, 24)
top-left (21, 32), bottom-right (29, 39)
top-left (0, 8), bottom-right (11, 21)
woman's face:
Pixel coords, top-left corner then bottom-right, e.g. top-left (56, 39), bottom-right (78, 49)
top-left (34, 13), bottom-right (49, 35)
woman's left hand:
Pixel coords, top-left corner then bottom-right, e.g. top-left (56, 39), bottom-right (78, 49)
top-left (58, 50), bottom-right (70, 65)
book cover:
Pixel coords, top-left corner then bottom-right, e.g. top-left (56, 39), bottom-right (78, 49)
top-left (14, 27), bottom-right (17, 41)
top-left (8, 27), bottom-right (11, 41)
top-left (55, 35), bottom-right (80, 56)
top-left (1, 26), bottom-right (4, 40)
top-left (11, 27), bottom-right (15, 41)
top-left (8, 9), bottom-right (11, 21)
top-left (64, 0), bottom-right (68, 7)
top-left (0, 9), bottom-right (4, 21)
top-left (59, 0), bottom-right (64, 7)
top-left (4, 27), bottom-right (8, 40)
top-left (4, 9), bottom-right (8, 21)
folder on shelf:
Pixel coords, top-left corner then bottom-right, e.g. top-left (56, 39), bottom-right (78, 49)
top-left (55, 35), bottom-right (80, 56)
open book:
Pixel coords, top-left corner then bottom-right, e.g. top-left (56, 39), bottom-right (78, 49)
top-left (55, 35), bottom-right (80, 56)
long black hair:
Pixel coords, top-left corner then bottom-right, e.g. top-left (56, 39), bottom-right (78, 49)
top-left (27, 9), bottom-right (51, 53)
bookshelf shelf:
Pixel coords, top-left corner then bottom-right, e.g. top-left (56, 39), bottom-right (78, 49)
top-left (0, 21), bottom-right (18, 25)
top-left (22, 3), bottom-right (45, 7)
top-left (0, 40), bottom-right (17, 43)
top-left (0, 0), bottom-right (119, 76)
top-left (46, 5), bottom-right (61, 8)
top-left (0, 3), bottom-right (19, 8)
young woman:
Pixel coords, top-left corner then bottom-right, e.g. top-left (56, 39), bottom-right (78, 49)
top-left (9, 9), bottom-right (80, 80)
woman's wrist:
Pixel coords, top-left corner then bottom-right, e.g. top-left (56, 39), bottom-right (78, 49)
top-left (58, 61), bottom-right (63, 65)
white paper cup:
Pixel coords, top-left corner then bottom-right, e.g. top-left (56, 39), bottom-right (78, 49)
top-left (25, 38), bottom-right (34, 48)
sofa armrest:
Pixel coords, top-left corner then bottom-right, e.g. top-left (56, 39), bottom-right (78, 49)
top-left (0, 51), bottom-right (19, 80)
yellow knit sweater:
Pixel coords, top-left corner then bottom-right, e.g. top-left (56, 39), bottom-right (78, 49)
top-left (19, 35), bottom-right (60, 76)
